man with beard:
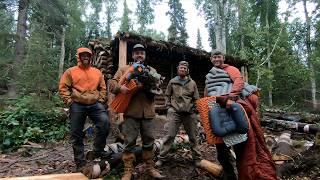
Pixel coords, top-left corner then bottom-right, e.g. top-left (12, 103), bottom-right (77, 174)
top-left (110, 44), bottom-right (164, 180)
top-left (156, 61), bottom-right (201, 166)
top-left (59, 47), bottom-right (110, 172)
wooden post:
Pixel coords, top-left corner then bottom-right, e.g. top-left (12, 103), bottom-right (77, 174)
top-left (117, 39), bottom-right (127, 122)
top-left (119, 39), bottom-right (127, 67)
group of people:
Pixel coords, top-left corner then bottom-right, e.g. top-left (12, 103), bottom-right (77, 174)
top-left (59, 44), bottom-right (276, 180)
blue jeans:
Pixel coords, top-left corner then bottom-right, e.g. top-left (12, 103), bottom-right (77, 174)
top-left (69, 102), bottom-right (109, 168)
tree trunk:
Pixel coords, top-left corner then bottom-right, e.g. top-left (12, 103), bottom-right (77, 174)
top-left (266, 1), bottom-right (273, 107)
top-left (58, 27), bottom-right (66, 79)
top-left (8, 0), bottom-right (29, 97)
top-left (237, 0), bottom-right (245, 52)
top-left (303, 0), bottom-right (317, 109)
top-left (214, 0), bottom-right (226, 53)
top-left (106, 12), bottom-right (112, 39)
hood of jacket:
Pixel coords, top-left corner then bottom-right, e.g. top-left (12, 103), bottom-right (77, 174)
top-left (77, 47), bottom-right (93, 68)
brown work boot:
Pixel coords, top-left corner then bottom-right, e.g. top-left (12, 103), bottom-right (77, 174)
top-left (143, 150), bottom-right (165, 179)
top-left (121, 152), bottom-right (135, 180)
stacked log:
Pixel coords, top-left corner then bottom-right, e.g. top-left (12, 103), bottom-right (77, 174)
top-left (89, 39), bottom-right (115, 81)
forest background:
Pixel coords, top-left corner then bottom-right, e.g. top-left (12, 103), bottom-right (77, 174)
top-left (0, 0), bottom-right (319, 151)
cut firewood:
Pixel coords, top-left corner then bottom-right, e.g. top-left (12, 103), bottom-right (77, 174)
top-left (195, 159), bottom-right (222, 178)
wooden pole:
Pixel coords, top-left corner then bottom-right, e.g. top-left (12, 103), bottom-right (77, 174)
top-left (119, 39), bottom-right (127, 68)
top-left (117, 39), bottom-right (127, 124)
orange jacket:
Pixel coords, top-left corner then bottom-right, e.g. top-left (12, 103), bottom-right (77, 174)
top-left (59, 47), bottom-right (107, 106)
top-left (222, 64), bottom-right (244, 96)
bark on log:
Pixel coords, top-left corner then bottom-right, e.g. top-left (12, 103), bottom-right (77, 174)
top-left (261, 118), bottom-right (320, 134)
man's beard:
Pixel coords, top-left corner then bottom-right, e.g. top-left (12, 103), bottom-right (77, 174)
top-left (135, 58), bottom-right (145, 65)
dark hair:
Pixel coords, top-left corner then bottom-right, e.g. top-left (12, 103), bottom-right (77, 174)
top-left (211, 50), bottom-right (224, 56)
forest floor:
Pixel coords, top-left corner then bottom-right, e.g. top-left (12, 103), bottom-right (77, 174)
top-left (0, 115), bottom-right (319, 180)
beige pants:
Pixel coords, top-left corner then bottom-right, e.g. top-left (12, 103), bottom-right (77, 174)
top-left (158, 108), bottom-right (200, 160)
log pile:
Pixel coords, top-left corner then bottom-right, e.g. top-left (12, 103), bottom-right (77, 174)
top-left (261, 109), bottom-right (320, 134)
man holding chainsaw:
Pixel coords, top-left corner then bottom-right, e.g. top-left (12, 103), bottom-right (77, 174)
top-left (110, 44), bottom-right (164, 180)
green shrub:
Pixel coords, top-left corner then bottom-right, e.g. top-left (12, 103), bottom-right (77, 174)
top-left (0, 94), bottom-right (68, 152)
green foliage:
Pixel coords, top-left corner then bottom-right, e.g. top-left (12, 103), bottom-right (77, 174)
top-left (19, 22), bottom-right (60, 93)
top-left (0, 95), bottom-right (68, 152)
top-left (105, 0), bottom-right (118, 38)
top-left (196, 28), bottom-right (203, 49)
top-left (0, 1), bottom-right (15, 87)
top-left (119, 0), bottom-right (132, 32)
top-left (87, 0), bottom-right (102, 39)
top-left (135, 0), bottom-right (159, 34)
top-left (167, 0), bottom-right (188, 45)
top-left (143, 29), bottom-right (166, 41)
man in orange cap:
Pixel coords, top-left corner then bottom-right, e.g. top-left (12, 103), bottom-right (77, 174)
top-left (59, 47), bottom-right (110, 171)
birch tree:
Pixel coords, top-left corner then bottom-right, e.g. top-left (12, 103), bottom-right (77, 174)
top-left (195, 0), bottom-right (228, 53)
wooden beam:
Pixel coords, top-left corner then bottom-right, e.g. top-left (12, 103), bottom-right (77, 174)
top-left (1, 173), bottom-right (99, 180)
top-left (119, 39), bottom-right (127, 67)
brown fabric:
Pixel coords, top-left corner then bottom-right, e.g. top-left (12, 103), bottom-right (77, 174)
top-left (109, 65), bottom-right (156, 119)
top-left (222, 64), bottom-right (244, 96)
top-left (122, 117), bottom-right (155, 152)
top-left (236, 98), bottom-right (277, 180)
top-left (165, 76), bottom-right (199, 113)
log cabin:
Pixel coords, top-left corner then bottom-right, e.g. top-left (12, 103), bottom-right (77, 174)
top-left (89, 32), bottom-right (249, 113)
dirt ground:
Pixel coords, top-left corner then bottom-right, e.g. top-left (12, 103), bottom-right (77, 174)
top-left (0, 115), bottom-right (219, 180)
top-left (0, 115), bottom-right (319, 180)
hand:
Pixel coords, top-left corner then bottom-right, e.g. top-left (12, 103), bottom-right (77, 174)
top-left (120, 85), bottom-right (129, 94)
